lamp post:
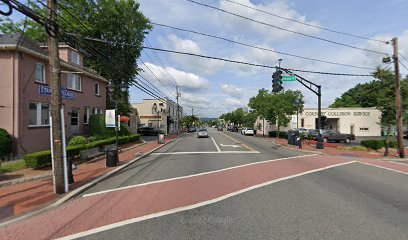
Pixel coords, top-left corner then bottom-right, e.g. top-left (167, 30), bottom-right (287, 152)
top-left (152, 102), bottom-right (164, 143)
top-left (106, 81), bottom-right (127, 158)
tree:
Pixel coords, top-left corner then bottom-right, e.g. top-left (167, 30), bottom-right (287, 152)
top-left (180, 116), bottom-right (200, 127)
top-left (330, 68), bottom-right (408, 133)
top-left (249, 89), bottom-right (304, 137)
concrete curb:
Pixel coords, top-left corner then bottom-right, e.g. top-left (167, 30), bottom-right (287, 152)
top-left (0, 134), bottom-right (183, 227)
top-left (0, 173), bottom-right (52, 188)
top-left (270, 140), bottom-right (324, 155)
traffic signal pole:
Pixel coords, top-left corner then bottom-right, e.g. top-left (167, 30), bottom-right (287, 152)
top-left (279, 68), bottom-right (324, 149)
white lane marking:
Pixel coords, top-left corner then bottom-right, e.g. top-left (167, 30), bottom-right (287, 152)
top-left (62, 160), bottom-right (356, 240)
top-left (220, 144), bottom-right (241, 148)
top-left (82, 154), bottom-right (317, 198)
top-left (358, 162), bottom-right (408, 175)
top-left (211, 137), bottom-right (221, 152)
top-left (151, 151), bottom-right (258, 155)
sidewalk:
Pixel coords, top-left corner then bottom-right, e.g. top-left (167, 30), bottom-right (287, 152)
top-left (261, 136), bottom-right (408, 160)
top-left (0, 134), bottom-right (179, 222)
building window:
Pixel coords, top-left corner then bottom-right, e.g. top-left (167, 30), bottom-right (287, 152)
top-left (360, 127), bottom-right (369, 131)
top-left (29, 102), bottom-right (49, 126)
top-left (35, 63), bottom-right (45, 83)
top-left (71, 51), bottom-right (80, 65)
top-left (71, 108), bottom-right (79, 126)
top-left (301, 119), bottom-right (305, 128)
top-left (84, 107), bottom-right (90, 124)
top-left (93, 107), bottom-right (102, 115)
top-left (67, 73), bottom-right (81, 91)
top-left (95, 81), bottom-right (100, 95)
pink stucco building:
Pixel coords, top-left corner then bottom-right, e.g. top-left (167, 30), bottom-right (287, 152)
top-left (0, 34), bottom-right (108, 156)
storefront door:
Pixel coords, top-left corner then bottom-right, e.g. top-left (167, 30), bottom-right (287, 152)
top-left (350, 124), bottom-right (355, 135)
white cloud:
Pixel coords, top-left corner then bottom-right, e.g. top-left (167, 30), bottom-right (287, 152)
top-left (225, 98), bottom-right (247, 108)
top-left (221, 84), bottom-right (244, 98)
top-left (140, 62), bottom-right (210, 93)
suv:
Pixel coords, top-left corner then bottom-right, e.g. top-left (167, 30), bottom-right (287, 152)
top-left (188, 126), bottom-right (197, 133)
top-left (321, 130), bottom-right (355, 144)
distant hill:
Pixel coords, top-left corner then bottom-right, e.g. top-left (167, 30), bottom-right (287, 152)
top-left (200, 117), bottom-right (218, 122)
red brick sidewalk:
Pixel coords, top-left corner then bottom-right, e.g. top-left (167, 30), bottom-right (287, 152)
top-left (0, 134), bottom-right (179, 222)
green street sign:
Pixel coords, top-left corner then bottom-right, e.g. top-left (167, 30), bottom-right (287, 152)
top-left (282, 75), bottom-right (296, 81)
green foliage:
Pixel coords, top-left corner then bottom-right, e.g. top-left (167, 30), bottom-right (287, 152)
top-left (24, 150), bottom-right (52, 168)
top-left (24, 134), bottom-right (140, 168)
top-left (87, 136), bottom-right (97, 142)
top-left (330, 68), bottom-right (408, 129)
top-left (360, 140), bottom-right (384, 150)
top-left (89, 114), bottom-right (131, 138)
top-left (249, 89), bottom-right (304, 131)
top-left (0, 128), bottom-right (12, 158)
top-left (68, 136), bottom-right (88, 146)
top-left (268, 131), bottom-right (288, 139)
top-left (181, 115), bottom-right (200, 127)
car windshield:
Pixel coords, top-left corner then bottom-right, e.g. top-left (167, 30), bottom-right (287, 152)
top-left (198, 128), bottom-right (207, 132)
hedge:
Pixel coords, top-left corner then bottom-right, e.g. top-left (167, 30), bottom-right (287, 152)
top-left (24, 134), bottom-right (140, 168)
top-left (360, 139), bottom-right (399, 150)
top-left (268, 131), bottom-right (288, 139)
top-left (89, 114), bottom-right (131, 138)
top-left (0, 128), bottom-right (12, 158)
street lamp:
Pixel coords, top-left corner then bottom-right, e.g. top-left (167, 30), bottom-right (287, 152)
top-left (152, 102), bottom-right (164, 143)
top-left (106, 81), bottom-right (128, 161)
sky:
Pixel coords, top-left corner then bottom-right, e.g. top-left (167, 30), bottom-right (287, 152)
top-left (129, 0), bottom-right (408, 118)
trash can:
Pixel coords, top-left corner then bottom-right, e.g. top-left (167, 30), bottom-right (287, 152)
top-left (158, 130), bottom-right (165, 144)
top-left (288, 130), bottom-right (299, 145)
top-left (68, 157), bottom-right (74, 184)
top-left (106, 149), bottom-right (118, 167)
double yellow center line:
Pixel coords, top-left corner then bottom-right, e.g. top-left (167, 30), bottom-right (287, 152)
top-left (222, 133), bottom-right (258, 152)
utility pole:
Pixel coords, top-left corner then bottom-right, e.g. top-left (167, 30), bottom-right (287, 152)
top-left (392, 38), bottom-right (405, 158)
top-left (47, 0), bottom-right (64, 193)
top-left (176, 86), bottom-right (180, 135)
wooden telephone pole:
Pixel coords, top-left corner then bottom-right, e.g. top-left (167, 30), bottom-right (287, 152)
top-left (48, 0), bottom-right (65, 193)
top-left (392, 38), bottom-right (405, 158)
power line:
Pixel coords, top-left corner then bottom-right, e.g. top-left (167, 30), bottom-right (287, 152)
top-left (139, 58), bottom-right (177, 97)
top-left (399, 52), bottom-right (408, 63)
top-left (185, 0), bottom-right (389, 55)
top-left (79, 35), bottom-right (373, 76)
top-left (399, 60), bottom-right (408, 72)
top-left (223, 0), bottom-right (387, 44)
top-left (145, 39), bottom-right (179, 87)
top-left (152, 22), bottom-right (376, 71)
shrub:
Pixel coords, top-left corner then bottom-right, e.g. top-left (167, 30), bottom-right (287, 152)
top-left (360, 140), bottom-right (384, 150)
top-left (24, 150), bottom-right (52, 168)
top-left (23, 134), bottom-right (140, 168)
top-left (387, 140), bottom-right (398, 148)
top-left (0, 128), bottom-right (12, 158)
top-left (338, 146), bottom-right (368, 151)
top-left (68, 136), bottom-right (88, 146)
top-left (90, 114), bottom-right (131, 137)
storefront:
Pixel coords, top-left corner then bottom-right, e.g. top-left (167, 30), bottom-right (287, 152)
top-left (292, 108), bottom-right (382, 136)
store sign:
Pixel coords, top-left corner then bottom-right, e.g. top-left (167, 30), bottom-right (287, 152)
top-left (140, 115), bottom-right (161, 119)
top-left (302, 111), bottom-right (371, 117)
top-left (105, 109), bottom-right (116, 128)
top-left (39, 85), bottom-right (75, 100)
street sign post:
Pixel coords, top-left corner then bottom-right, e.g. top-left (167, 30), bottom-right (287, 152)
top-left (282, 75), bottom-right (296, 81)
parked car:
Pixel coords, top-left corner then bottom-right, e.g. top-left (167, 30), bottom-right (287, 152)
top-left (321, 129), bottom-right (355, 144)
top-left (188, 126), bottom-right (197, 133)
top-left (197, 128), bottom-right (209, 138)
top-left (243, 128), bottom-right (254, 136)
top-left (241, 128), bottom-right (248, 135)
top-left (217, 127), bottom-right (223, 131)
top-left (404, 129), bottom-right (408, 139)
top-left (293, 128), bottom-right (308, 133)
top-left (307, 129), bottom-right (320, 140)
top-left (138, 127), bottom-right (158, 136)
top-left (227, 126), bottom-right (233, 131)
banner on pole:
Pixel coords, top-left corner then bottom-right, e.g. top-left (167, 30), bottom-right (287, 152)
top-left (105, 109), bottom-right (116, 128)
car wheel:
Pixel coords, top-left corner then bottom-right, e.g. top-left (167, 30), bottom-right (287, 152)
top-left (323, 137), bottom-right (328, 143)
top-left (345, 137), bottom-right (351, 144)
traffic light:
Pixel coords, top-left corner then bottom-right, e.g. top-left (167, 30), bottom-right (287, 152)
top-left (272, 70), bottom-right (283, 93)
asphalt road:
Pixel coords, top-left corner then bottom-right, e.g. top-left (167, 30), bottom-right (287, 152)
top-left (80, 129), bottom-right (306, 196)
top-left (79, 163), bottom-right (408, 240)
top-left (74, 129), bottom-right (408, 240)
top-left (2, 129), bottom-right (408, 240)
